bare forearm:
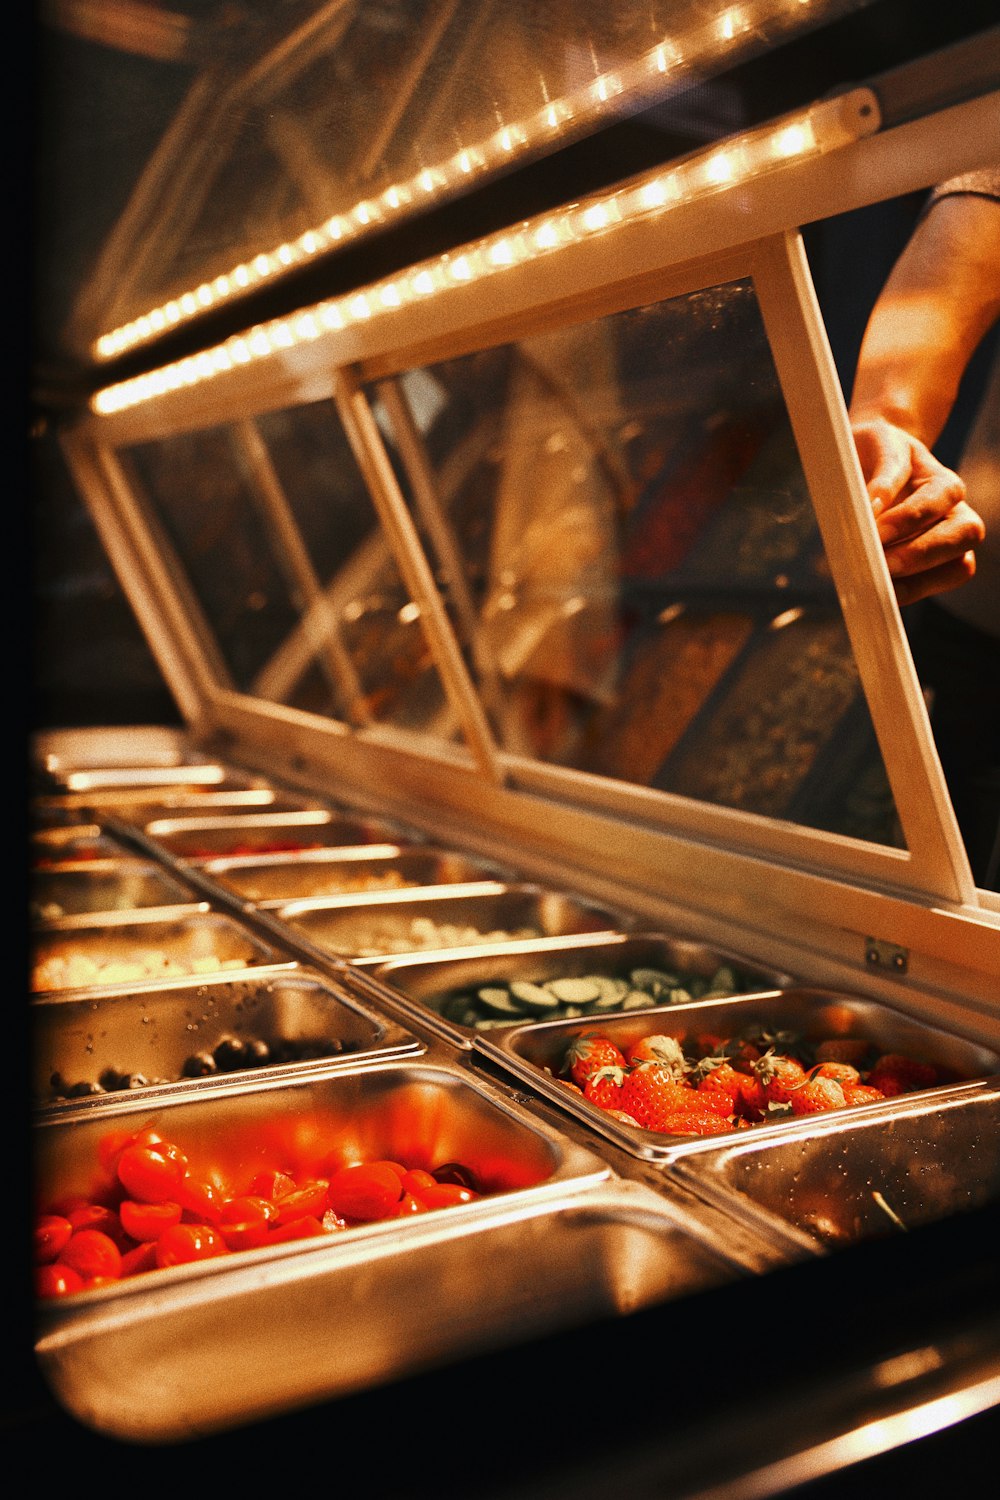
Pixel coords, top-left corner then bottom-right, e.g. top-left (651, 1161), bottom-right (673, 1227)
top-left (849, 193), bottom-right (1000, 446)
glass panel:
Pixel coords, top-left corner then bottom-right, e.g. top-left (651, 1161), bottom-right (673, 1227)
top-left (371, 278), bottom-right (903, 847)
top-left (123, 408), bottom-right (456, 739)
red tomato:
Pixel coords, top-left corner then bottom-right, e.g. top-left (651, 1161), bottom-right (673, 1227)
top-left (117, 1142), bottom-right (189, 1203)
top-left (67, 1203), bottom-right (129, 1247)
top-left (396, 1193), bottom-right (427, 1216)
top-left (176, 1174), bottom-right (223, 1224)
top-left (273, 1181), bottom-right (329, 1224)
top-left (410, 1182), bottom-right (476, 1211)
top-left (60, 1229), bottom-right (123, 1281)
top-left (119, 1199), bottom-right (183, 1242)
top-left (218, 1196), bottom-right (277, 1251)
top-left (326, 1162), bottom-right (404, 1222)
top-left (34, 1215), bottom-right (72, 1264)
top-left (268, 1215), bottom-right (324, 1244)
top-left (155, 1223), bottom-right (226, 1267)
top-left (249, 1169), bottom-right (297, 1201)
top-left (98, 1124), bottom-right (165, 1176)
top-left (37, 1262), bottom-right (84, 1298)
top-left (120, 1241), bottom-right (159, 1277)
top-left (400, 1168), bottom-right (437, 1196)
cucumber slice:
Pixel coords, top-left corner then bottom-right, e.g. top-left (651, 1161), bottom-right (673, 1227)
top-left (622, 988), bottom-right (655, 1010)
top-left (547, 977), bottom-right (602, 1005)
top-left (475, 985), bottom-right (528, 1016)
top-left (509, 980), bottom-right (561, 1014)
top-left (629, 967), bottom-right (678, 998)
top-left (586, 978), bottom-right (630, 1012)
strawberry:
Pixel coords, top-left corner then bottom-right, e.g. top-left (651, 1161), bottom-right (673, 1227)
top-left (788, 1075), bottom-right (847, 1115)
top-left (814, 1038), bottom-right (872, 1068)
top-left (621, 1066), bottom-right (702, 1131)
top-left (693, 1059), bottom-right (752, 1107)
top-left (814, 1060), bottom-right (861, 1087)
top-left (841, 1082), bottom-right (886, 1107)
top-left (752, 1050), bottom-right (807, 1105)
top-left (564, 1033), bottom-right (626, 1089)
top-left (651, 1109), bottom-right (736, 1138)
top-left (582, 1064), bottom-right (627, 1111)
top-left (624, 1034), bottom-right (687, 1076)
top-left (866, 1054), bottom-right (939, 1098)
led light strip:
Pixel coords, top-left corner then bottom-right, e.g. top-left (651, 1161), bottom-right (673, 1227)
top-left (93, 1), bottom-right (835, 363)
top-left (92, 89), bottom-right (879, 416)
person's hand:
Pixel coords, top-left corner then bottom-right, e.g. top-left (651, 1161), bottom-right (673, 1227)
top-left (851, 415), bottom-right (986, 606)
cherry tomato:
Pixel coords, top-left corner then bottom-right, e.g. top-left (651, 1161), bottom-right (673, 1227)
top-left (218, 1195), bottom-right (276, 1251)
top-left (249, 1169), bottom-right (297, 1201)
top-left (396, 1193), bottom-right (427, 1216)
top-left (67, 1203), bottom-right (129, 1247)
top-left (410, 1182), bottom-right (476, 1211)
top-left (98, 1124), bottom-right (165, 1176)
top-left (117, 1142), bottom-right (189, 1203)
top-left (273, 1181), bottom-right (329, 1224)
top-left (176, 1173), bottom-right (223, 1223)
top-left (268, 1215), bottom-right (324, 1244)
top-left (119, 1199), bottom-right (183, 1242)
top-left (37, 1262), bottom-right (84, 1298)
top-left (400, 1168), bottom-right (437, 1196)
top-left (60, 1229), bottom-right (123, 1281)
top-left (34, 1215), bottom-right (72, 1264)
top-left (326, 1162), bottom-right (404, 1222)
top-left (120, 1241), bottom-right (159, 1277)
top-left (155, 1223), bottom-right (225, 1267)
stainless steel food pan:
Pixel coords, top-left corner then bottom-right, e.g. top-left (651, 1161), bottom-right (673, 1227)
top-left (143, 809), bottom-right (398, 859)
top-left (31, 965), bottom-right (421, 1108)
top-left (481, 989), bottom-right (1000, 1162)
top-left (203, 845), bottom-right (508, 906)
top-left (30, 908), bottom-right (284, 993)
top-left (30, 860), bottom-right (198, 923)
top-left (670, 1082), bottom-right (1000, 1248)
top-left (34, 782), bottom-right (321, 821)
top-left (369, 932), bottom-right (791, 1048)
top-left (31, 825), bottom-right (135, 865)
top-left (33, 724), bottom-right (201, 777)
top-left (32, 1061), bottom-right (757, 1442)
top-left (273, 883), bottom-right (626, 966)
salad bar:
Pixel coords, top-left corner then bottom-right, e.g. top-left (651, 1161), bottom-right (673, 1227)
top-left (27, 731), bottom-right (1000, 1459)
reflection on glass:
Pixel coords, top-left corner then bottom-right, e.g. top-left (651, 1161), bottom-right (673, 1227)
top-left (372, 278), bottom-right (903, 846)
top-left (125, 407), bottom-right (456, 739)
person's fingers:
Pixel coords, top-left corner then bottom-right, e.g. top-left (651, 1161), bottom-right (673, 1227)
top-left (851, 420), bottom-right (912, 515)
top-left (874, 467), bottom-right (973, 547)
top-left (890, 549), bottom-right (978, 607)
top-left (883, 499), bottom-right (984, 580)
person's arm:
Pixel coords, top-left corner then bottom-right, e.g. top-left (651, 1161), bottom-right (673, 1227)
top-left (849, 189), bottom-right (1000, 606)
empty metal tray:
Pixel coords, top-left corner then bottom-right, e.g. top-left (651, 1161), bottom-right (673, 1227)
top-left (32, 1060), bottom-right (763, 1442)
top-left (481, 988), bottom-right (1000, 1161)
top-left (669, 1082), bottom-right (1000, 1248)
top-left (32, 964), bottom-right (421, 1107)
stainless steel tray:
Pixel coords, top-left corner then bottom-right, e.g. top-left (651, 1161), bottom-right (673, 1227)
top-left (32, 1060), bottom-right (760, 1442)
top-left (368, 932), bottom-right (791, 1048)
top-left (669, 1082), bottom-right (1000, 1248)
top-left (31, 825), bottom-right (138, 865)
top-left (143, 809), bottom-right (399, 859)
top-left (480, 989), bottom-right (1000, 1162)
top-left (35, 783), bottom-right (322, 821)
top-left (30, 907), bottom-right (285, 993)
top-left (203, 845), bottom-right (509, 906)
top-left (32, 964), bottom-right (421, 1108)
top-left (272, 883), bottom-right (627, 965)
top-left (30, 860), bottom-right (199, 923)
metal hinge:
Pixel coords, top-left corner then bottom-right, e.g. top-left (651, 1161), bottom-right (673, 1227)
top-left (864, 937), bottom-right (908, 974)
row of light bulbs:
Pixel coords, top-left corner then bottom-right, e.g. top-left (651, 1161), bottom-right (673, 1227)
top-left (93, 0), bottom-right (826, 364)
top-left (93, 85), bottom-right (875, 417)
